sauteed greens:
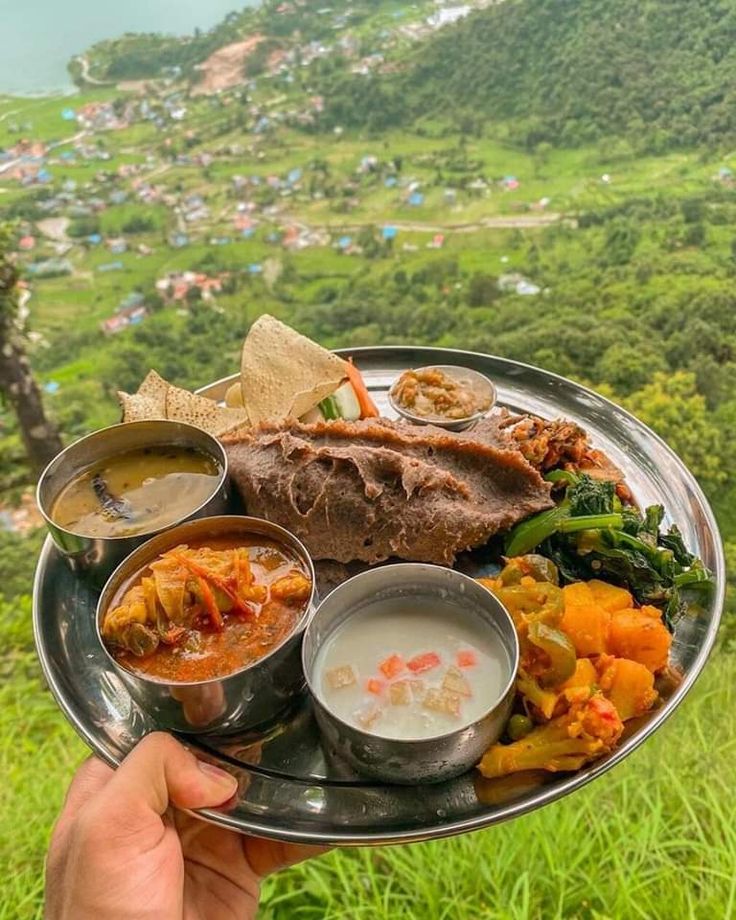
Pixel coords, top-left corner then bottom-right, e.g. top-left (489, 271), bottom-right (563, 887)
top-left (504, 472), bottom-right (711, 629)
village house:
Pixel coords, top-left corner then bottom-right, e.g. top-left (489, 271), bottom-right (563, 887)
top-left (155, 271), bottom-right (224, 302)
top-left (101, 303), bottom-right (147, 335)
top-left (498, 272), bottom-right (541, 296)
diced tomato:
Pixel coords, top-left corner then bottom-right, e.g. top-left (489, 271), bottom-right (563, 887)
top-left (407, 652), bottom-right (441, 674)
top-left (379, 653), bottom-right (405, 679)
top-left (456, 649), bottom-right (477, 669)
top-left (366, 677), bottom-right (385, 695)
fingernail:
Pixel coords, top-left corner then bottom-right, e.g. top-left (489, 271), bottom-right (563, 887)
top-left (198, 761), bottom-right (238, 792)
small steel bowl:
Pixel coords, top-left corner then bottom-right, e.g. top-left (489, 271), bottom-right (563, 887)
top-left (388, 364), bottom-right (497, 432)
top-left (95, 515), bottom-right (317, 734)
top-left (37, 420), bottom-right (229, 585)
top-left (303, 563), bottom-right (518, 784)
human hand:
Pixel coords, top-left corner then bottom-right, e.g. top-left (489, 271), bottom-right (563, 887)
top-left (45, 732), bottom-right (326, 919)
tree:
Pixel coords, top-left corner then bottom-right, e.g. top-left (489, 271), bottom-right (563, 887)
top-left (533, 141), bottom-right (553, 177)
top-left (683, 222), bottom-right (706, 247)
top-left (357, 226), bottom-right (381, 259)
top-left (0, 223), bottom-right (62, 475)
top-left (121, 214), bottom-right (156, 235)
top-left (467, 272), bottom-right (500, 307)
top-left (681, 197), bottom-right (704, 223)
top-left (602, 217), bottom-right (640, 265)
top-left (596, 341), bottom-right (667, 395)
top-left (68, 216), bottom-right (101, 238)
top-left (624, 371), bottom-right (726, 497)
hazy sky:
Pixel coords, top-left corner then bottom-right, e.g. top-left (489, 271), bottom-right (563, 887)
top-left (1, 0), bottom-right (254, 95)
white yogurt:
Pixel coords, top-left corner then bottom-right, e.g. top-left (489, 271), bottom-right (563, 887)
top-left (314, 597), bottom-right (511, 740)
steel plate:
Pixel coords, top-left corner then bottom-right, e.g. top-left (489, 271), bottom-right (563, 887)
top-left (33, 347), bottom-right (725, 845)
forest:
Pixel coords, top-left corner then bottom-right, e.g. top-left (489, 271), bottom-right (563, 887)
top-left (320, 0), bottom-right (736, 150)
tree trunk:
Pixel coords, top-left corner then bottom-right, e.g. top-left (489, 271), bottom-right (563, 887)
top-left (0, 335), bottom-right (62, 476)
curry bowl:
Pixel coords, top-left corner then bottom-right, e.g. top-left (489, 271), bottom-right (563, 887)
top-left (303, 563), bottom-right (519, 784)
top-left (95, 515), bottom-right (317, 734)
top-left (37, 420), bottom-right (230, 584)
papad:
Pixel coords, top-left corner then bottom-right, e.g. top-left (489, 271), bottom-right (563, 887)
top-left (240, 314), bottom-right (346, 423)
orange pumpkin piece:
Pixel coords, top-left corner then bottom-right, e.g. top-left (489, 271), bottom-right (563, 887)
top-left (562, 582), bottom-right (595, 607)
top-left (560, 603), bottom-right (611, 657)
top-left (588, 579), bottom-right (633, 613)
top-left (597, 657), bottom-right (657, 720)
top-left (608, 607), bottom-right (671, 673)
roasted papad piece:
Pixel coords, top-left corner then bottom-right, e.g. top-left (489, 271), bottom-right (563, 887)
top-left (238, 314), bottom-right (348, 423)
top-left (118, 370), bottom-right (248, 437)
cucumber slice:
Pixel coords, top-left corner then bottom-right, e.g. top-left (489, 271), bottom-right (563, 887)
top-left (332, 382), bottom-right (362, 421)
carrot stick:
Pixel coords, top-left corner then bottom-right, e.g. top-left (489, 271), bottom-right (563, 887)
top-left (345, 358), bottom-right (379, 418)
top-left (197, 576), bottom-right (224, 630)
top-left (171, 552), bottom-right (254, 619)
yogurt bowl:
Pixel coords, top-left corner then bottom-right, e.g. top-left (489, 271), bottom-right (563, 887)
top-left (303, 563), bottom-right (519, 784)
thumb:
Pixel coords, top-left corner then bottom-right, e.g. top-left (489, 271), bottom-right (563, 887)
top-left (99, 732), bottom-right (238, 817)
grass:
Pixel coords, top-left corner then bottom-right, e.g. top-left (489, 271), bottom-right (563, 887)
top-left (0, 89), bottom-right (118, 147)
top-left (2, 586), bottom-right (734, 920)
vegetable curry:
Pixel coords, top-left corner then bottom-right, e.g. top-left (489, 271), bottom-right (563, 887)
top-left (102, 536), bottom-right (312, 683)
top-left (476, 555), bottom-right (675, 779)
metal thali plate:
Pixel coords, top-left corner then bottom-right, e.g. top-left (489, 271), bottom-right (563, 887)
top-left (33, 346), bottom-right (725, 845)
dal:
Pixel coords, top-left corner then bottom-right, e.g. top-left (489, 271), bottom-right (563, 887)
top-left (51, 445), bottom-right (221, 538)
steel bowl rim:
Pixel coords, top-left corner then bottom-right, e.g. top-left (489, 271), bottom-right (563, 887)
top-left (302, 562), bottom-right (520, 746)
top-left (36, 419), bottom-right (229, 543)
top-left (94, 514), bottom-right (316, 689)
top-left (32, 346), bottom-right (726, 845)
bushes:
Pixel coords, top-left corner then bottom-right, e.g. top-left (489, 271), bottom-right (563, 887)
top-left (0, 530), bottom-right (44, 602)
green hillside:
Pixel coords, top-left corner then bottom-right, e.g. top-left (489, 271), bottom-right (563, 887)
top-left (322, 0), bottom-right (736, 150)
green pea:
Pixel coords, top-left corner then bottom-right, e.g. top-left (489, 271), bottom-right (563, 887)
top-left (507, 713), bottom-right (534, 741)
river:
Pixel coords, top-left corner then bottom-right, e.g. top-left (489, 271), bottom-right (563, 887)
top-left (0, 0), bottom-right (254, 96)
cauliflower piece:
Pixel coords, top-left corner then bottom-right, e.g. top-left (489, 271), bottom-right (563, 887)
top-left (478, 695), bottom-right (623, 779)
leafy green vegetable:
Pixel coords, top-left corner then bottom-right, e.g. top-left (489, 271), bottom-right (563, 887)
top-left (567, 476), bottom-right (616, 516)
top-left (504, 473), bottom-right (712, 629)
top-left (504, 473), bottom-right (622, 556)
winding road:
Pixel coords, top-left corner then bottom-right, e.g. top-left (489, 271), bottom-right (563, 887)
top-left (75, 56), bottom-right (113, 87)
